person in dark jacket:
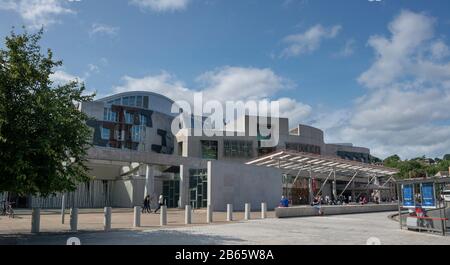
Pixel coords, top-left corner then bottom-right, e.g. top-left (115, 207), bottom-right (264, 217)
top-left (142, 195), bottom-right (151, 214)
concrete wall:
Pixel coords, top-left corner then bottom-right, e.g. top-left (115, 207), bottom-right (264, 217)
top-left (132, 179), bottom-right (146, 207)
top-left (112, 180), bottom-right (134, 208)
top-left (275, 204), bottom-right (398, 218)
top-left (208, 161), bottom-right (282, 212)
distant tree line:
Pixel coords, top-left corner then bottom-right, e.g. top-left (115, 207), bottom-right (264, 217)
top-left (378, 154), bottom-right (450, 179)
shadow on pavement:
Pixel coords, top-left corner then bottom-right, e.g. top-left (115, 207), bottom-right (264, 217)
top-left (0, 229), bottom-right (246, 245)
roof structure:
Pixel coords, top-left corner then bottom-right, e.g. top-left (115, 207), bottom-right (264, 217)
top-left (246, 150), bottom-right (398, 178)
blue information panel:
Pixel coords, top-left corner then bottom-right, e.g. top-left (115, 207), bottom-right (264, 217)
top-left (421, 183), bottom-right (436, 209)
top-left (402, 184), bottom-right (414, 208)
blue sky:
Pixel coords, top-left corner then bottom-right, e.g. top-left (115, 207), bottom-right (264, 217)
top-left (1, 0), bottom-right (450, 159)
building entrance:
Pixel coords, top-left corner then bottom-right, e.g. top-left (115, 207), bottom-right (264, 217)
top-left (189, 169), bottom-right (208, 209)
top-left (162, 179), bottom-right (180, 208)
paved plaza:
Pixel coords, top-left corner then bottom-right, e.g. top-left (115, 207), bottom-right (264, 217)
top-left (0, 208), bottom-right (274, 235)
top-left (1, 211), bottom-right (449, 245)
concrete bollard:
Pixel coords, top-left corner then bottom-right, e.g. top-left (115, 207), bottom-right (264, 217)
top-left (104, 207), bottom-right (112, 231)
top-left (245, 203), bottom-right (251, 220)
top-left (134, 206), bottom-right (141, 228)
top-left (61, 195), bottom-right (65, 224)
top-left (70, 208), bottom-right (78, 232)
top-left (207, 205), bottom-right (213, 223)
top-left (31, 208), bottom-right (40, 233)
top-left (185, 205), bottom-right (191, 225)
top-left (261, 202), bottom-right (267, 219)
top-left (227, 204), bottom-right (233, 221)
top-left (160, 206), bottom-right (167, 226)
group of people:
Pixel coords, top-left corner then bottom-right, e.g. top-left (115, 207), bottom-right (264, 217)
top-left (142, 194), bottom-right (165, 214)
top-left (279, 194), bottom-right (397, 208)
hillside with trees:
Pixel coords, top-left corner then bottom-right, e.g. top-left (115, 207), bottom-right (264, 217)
top-left (382, 154), bottom-right (450, 179)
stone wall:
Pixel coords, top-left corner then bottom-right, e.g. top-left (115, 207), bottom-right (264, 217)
top-left (275, 204), bottom-right (398, 218)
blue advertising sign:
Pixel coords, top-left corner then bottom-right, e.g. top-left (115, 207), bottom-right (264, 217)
top-left (421, 183), bottom-right (436, 209)
top-left (402, 184), bottom-right (414, 208)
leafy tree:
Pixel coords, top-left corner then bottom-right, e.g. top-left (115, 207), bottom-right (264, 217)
top-left (383, 155), bottom-right (401, 168)
top-left (0, 29), bottom-right (94, 197)
top-left (444, 154), bottom-right (450, 161)
top-left (382, 153), bottom-right (450, 180)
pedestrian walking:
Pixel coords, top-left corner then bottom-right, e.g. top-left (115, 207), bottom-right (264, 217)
top-left (154, 194), bottom-right (164, 213)
top-left (142, 195), bottom-right (151, 214)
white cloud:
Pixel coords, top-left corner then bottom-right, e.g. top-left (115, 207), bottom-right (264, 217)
top-left (197, 66), bottom-right (292, 101)
top-left (357, 10), bottom-right (446, 89)
top-left (430, 40), bottom-right (450, 60)
top-left (50, 70), bottom-right (83, 85)
top-left (334, 39), bottom-right (356, 58)
top-left (281, 24), bottom-right (342, 57)
top-left (114, 71), bottom-right (193, 102)
top-left (113, 67), bottom-right (312, 125)
top-left (89, 23), bottom-right (120, 37)
top-left (130, 0), bottom-right (190, 12)
top-left (314, 10), bottom-right (450, 159)
top-left (0, 0), bottom-right (76, 29)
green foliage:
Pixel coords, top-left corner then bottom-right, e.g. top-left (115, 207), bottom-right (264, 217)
top-left (0, 29), bottom-right (95, 196)
top-left (383, 154), bottom-right (450, 180)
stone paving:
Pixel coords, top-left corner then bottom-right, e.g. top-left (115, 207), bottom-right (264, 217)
top-left (1, 211), bottom-right (449, 245)
top-left (0, 208), bottom-right (274, 235)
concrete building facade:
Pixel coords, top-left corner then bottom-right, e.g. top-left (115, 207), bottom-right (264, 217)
top-left (4, 91), bottom-right (389, 211)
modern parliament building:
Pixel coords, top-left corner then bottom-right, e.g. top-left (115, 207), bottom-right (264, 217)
top-left (2, 91), bottom-right (398, 211)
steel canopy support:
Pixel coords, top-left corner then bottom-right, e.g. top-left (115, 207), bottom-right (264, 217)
top-left (332, 168), bottom-right (337, 201)
top-left (316, 170), bottom-right (334, 196)
top-left (355, 175), bottom-right (376, 200)
top-left (308, 164), bottom-right (314, 204)
top-left (339, 171), bottom-right (359, 197)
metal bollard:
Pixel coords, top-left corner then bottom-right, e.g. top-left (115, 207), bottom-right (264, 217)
top-left (207, 205), bottom-right (213, 223)
top-left (227, 204), bottom-right (233, 221)
top-left (160, 206), bottom-right (167, 226)
top-left (31, 208), bottom-right (41, 233)
top-left (261, 202), bottom-right (267, 219)
top-left (185, 205), bottom-right (192, 225)
top-left (104, 207), bottom-right (112, 231)
top-left (134, 206), bottom-right (141, 228)
top-left (245, 203), bottom-right (251, 220)
top-left (70, 208), bottom-right (78, 232)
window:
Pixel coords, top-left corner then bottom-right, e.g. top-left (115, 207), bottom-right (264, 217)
top-left (140, 114), bottom-right (147, 126)
top-left (132, 126), bottom-right (146, 142)
top-left (129, 96), bottom-right (136, 107)
top-left (101, 127), bottom-right (110, 140)
top-left (201, 140), bottom-right (218, 160)
top-left (136, 96), bottom-right (143, 107)
top-left (103, 108), bottom-right (118, 122)
top-left (224, 140), bottom-right (253, 158)
top-left (122, 97), bottom-right (129, 106)
top-left (143, 96), bottom-right (149, 109)
top-left (125, 111), bottom-right (133, 124)
top-left (286, 143), bottom-right (321, 155)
